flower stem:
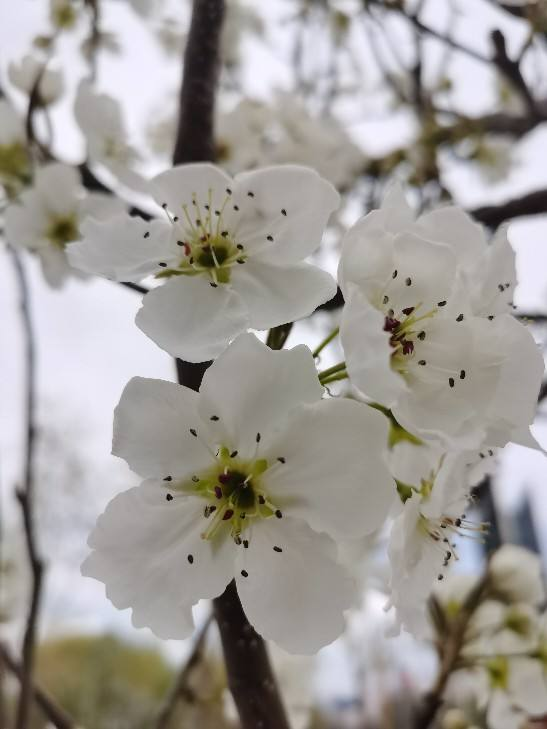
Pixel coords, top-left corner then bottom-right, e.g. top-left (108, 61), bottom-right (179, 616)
top-left (318, 360), bottom-right (347, 384)
top-left (320, 371), bottom-right (348, 386)
top-left (312, 326), bottom-right (340, 358)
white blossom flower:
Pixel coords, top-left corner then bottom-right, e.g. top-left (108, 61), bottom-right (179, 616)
top-left (456, 652), bottom-right (547, 729)
top-left (82, 334), bottom-right (395, 652)
top-left (488, 544), bottom-right (546, 606)
top-left (213, 96), bottom-right (365, 188)
top-left (0, 100), bottom-right (31, 196)
top-left (385, 442), bottom-right (486, 637)
top-left (469, 600), bottom-right (540, 656)
top-left (339, 183), bottom-right (544, 449)
top-left (5, 163), bottom-right (125, 288)
top-left (69, 163), bottom-right (339, 362)
top-left (74, 82), bottom-right (146, 192)
top-left (8, 55), bottom-right (64, 106)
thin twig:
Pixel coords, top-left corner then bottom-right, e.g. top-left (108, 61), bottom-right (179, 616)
top-left (0, 644), bottom-right (76, 729)
top-left (413, 575), bottom-right (490, 729)
top-left (8, 248), bottom-right (44, 729)
top-left (154, 613), bottom-right (214, 729)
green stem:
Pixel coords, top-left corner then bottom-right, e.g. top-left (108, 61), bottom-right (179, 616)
top-left (312, 326), bottom-right (339, 358)
top-left (317, 361), bottom-right (346, 383)
top-left (320, 371), bottom-right (348, 386)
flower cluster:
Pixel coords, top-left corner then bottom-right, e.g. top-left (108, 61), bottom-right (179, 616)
top-left (6, 154), bottom-right (541, 657)
top-left (435, 546), bottom-right (547, 729)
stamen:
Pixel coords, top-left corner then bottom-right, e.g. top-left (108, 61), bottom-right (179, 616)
top-left (187, 554), bottom-right (194, 564)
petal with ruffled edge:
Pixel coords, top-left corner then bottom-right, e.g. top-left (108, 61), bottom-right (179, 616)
top-left (341, 285), bottom-right (407, 406)
top-left (231, 165), bottom-right (340, 264)
top-left (82, 481), bottom-right (234, 639)
top-left (198, 334), bottom-right (323, 460)
top-left (136, 276), bottom-right (249, 362)
top-left (263, 398), bottom-right (394, 539)
top-left (68, 215), bottom-right (174, 282)
top-left (112, 377), bottom-right (215, 479)
top-left (230, 258), bottom-right (336, 330)
top-left (235, 516), bottom-right (356, 654)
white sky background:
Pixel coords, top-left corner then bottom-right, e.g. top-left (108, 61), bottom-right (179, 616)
top-left (2, 0), bottom-right (547, 705)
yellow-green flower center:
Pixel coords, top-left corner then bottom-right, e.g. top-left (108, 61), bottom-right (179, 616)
top-left (45, 214), bottom-right (79, 248)
top-left (0, 142), bottom-right (31, 196)
top-left (486, 656), bottom-right (509, 690)
top-left (165, 444), bottom-right (285, 544)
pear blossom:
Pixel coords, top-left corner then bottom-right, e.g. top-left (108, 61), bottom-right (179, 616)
top-left (488, 544), bottom-right (546, 606)
top-left (82, 334), bottom-right (395, 652)
top-left (74, 82), bottom-right (146, 192)
top-left (68, 163), bottom-right (339, 362)
top-left (5, 163), bottom-right (125, 288)
top-left (8, 55), bottom-right (64, 106)
top-left (453, 651), bottom-right (547, 729)
top-left (0, 100), bottom-right (31, 197)
top-left (386, 442), bottom-right (487, 637)
top-left (339, 183), bottom-right (543, 449)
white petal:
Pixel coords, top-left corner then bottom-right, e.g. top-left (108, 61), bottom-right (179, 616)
top-left (112, 377), bottom-right (214, 479)
top-left (394, 317), bottom-right (499, 448)
top-left (415, 206), bottom-right (485, 273)
top-left (136, 276), bottom-right (249, 362)
top-left (481, 315), bottom-right (543, 448)
top-left (38, 246), bottom-right (75, 289)
top-left (198, 334), bottom-right (323, 460)
top-left (151, 163), bottom-right (234, 216)
top-left (340, 286), bottom-right (406, 405)
top-left (232, 165), bottom-right (340, 264)
top-left (78, 192), bottom-right (126, 221)
top-left (82, 481), bottom-right (208, 640)
top-left (264, 398), bottom-right (395, 539)
top-left (487, 691), bottom-right (526, 729)
top-left (235, 517), bottom-right (356, 654)
top-left (471, 226), bottom-right (516, 317)
top-left (338, 210), bottom-right (396, 295)
top-left (381, 180), bottom-right (415, 231)
top-left (231, 258), bottom-right (336, 330)
top-left (5, 198), bottom-right (47, 250)
top-left (34, 163), bottom-right (80, 216)
top-left (509, 658), bottom-right (547, 715)
top-left (68, 215), bottom-right (173, 282)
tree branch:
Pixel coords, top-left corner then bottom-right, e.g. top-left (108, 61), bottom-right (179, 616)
top-left (0, 645), bottom-right (76, 729)
top-left (213, 581), bottom-right (290, 729)
top-left (490, 29), bottom-right (538, 116)
top-left (170, 2), bottom-right (290, 728)
top-left (8, 248), bottom-right (44, 729)
top-left (154, 614), bottom-right (214, 729)
top-left (413, 575), bottom-right (490, 729)
top-left (471, 188), bottom-right (547, 227)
